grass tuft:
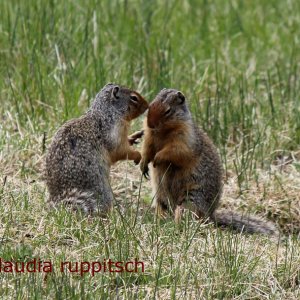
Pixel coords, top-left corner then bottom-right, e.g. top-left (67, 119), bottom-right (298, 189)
top-left (1, 0), bottom-right (300, 298)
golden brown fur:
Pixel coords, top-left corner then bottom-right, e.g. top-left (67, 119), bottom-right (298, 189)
top-left (140, 88), bottom-right (279, 236)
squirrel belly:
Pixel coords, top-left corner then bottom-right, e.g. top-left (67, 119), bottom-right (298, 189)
top-left (141, 88), bottom-right (279, 236)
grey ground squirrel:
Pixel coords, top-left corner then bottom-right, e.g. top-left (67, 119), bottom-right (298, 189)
top-left (44, 83), bottom-right (148, 215)
top-left (140, 88), bottom-right (279, 236)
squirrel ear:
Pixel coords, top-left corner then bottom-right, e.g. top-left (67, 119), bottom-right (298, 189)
top-left (177, 91), bottom-right (185, 104)
top-left (112, 86), bottom-right (120, 99)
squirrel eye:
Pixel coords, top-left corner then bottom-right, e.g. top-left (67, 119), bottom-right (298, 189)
top-left (130, 95), bottom-right (139, 103)
top-left (164, 108), bottom-right (171, 116)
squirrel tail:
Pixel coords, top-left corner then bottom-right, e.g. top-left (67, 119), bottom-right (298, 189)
top-left (211, 209), bottom-right (279, 236)
top-left (49, 189), bottom-right (111, 216)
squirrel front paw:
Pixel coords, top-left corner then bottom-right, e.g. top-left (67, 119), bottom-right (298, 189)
top-left (140, 159), bottom-right (149, 179)
top-left (128, 130), bottom-right (144, 145)
top-left (132, 151), bottom-right (142, 165)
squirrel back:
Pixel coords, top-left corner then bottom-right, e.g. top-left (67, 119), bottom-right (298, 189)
top-left (44, 83), bottom-right (148, 215)
top-left (140, 88), bottom-right (279, 237)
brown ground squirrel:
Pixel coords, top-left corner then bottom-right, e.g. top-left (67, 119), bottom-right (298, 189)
top-left (44, 83), bottom-right (148, 215)
top-left (140, 88), bottom-right (279, 236)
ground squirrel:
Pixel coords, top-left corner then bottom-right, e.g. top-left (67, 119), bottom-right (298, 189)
top-left (44, 83), bottom-right (148, 215)
top-left (140, 88), bottom-right (279, 236)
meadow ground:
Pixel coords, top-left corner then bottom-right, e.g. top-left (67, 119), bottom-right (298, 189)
top-left (0, 0), bottom-right (300, 298)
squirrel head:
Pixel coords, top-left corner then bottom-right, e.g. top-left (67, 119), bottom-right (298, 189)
top-left (147, 88), bottom-right (191, 129)
top-left (91, 83), bottom-right (148, 121)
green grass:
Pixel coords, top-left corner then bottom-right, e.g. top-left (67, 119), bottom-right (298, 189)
top-left (1, 0), bottom-right (300, 298)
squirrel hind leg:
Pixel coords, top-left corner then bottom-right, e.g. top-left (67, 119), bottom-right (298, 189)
top-left (180, 189), bottom-right (216, 221)
top-left (153, 200), bottom-right (169, 219)
top-left (50, 189), bottom-right (113, 216)
top-left (175, 200), bottom-right (211, 224)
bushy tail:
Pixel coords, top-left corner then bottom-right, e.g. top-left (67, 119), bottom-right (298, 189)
top-left (49, 189), bottom-right (111, 216)
top-left (212, 209), bottom-right (279, 236)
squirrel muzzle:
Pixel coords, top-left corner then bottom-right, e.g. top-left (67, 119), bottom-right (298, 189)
top-left (147, 101), bottom-right (166, 129)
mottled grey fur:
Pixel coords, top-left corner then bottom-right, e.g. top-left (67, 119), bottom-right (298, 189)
top-left (44, 83), bottom-right (147, 215)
